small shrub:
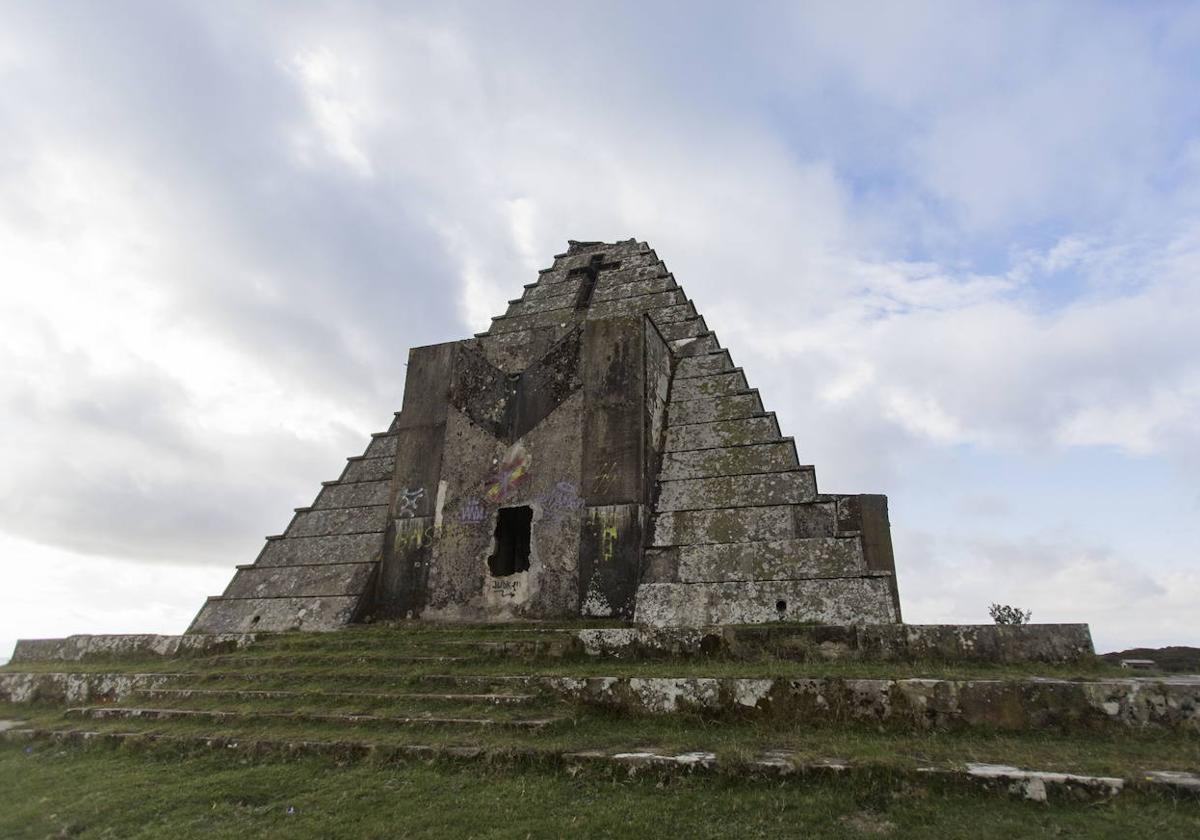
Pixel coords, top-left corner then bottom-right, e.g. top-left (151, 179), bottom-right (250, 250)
top-left (989, 603), bottom-right (1032, 625)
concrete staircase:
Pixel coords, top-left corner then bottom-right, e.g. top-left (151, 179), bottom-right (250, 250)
top-left (3, 624), bottom-right (1199, 805)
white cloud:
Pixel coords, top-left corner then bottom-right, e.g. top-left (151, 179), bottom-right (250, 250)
top-left (0, 2), bottom-right (1198, 651)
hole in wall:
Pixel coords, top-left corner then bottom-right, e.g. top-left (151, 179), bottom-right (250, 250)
top-left (250, 615), bottom-right (261, 626)
top-left (775, 600), bottom-right (787, 614)
top-left (488, 506), bottom-right (533, 577)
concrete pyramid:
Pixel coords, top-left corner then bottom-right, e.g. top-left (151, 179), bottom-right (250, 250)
top-left (190, 240), bottom-right (901, 633)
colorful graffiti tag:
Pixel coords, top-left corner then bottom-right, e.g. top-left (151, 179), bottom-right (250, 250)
top-left (484, 444), bottom-right (532, 503)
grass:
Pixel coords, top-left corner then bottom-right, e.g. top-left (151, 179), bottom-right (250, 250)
top-left (3, 623), bottom-right (1199, 837)
top-left (2, 741), bottom-right (1199, 839)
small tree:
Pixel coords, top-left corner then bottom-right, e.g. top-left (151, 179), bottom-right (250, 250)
top-left (989, 603), bottom-right (1032, 625)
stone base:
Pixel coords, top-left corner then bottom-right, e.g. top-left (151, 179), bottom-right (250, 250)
top-left (582, 623), bottom-right (1096, 664)
top-left (10, 633), bottom-right (256, 663)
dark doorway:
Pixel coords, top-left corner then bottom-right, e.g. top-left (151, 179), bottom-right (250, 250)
top-left (488, 506), bottom-right (533, 577)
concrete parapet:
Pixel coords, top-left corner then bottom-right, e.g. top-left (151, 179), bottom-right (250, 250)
top-left (10, 633), bottom-right (256, 663)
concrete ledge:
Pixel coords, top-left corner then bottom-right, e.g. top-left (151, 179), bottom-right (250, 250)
top-left (537, 674), bottom-right (1200, 732)
top-left (578, 623), bottom-right (1096, 664)
top-left (10, 634), bottom-right (255, 663)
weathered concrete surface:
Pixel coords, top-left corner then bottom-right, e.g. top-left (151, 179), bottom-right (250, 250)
top-left (634, 579), bottom-right (899, 626)
top-left (576, 624), bottom-right (1096, 664)
top-left (183, 238), bottom-right (906, 633)
top-left (443, 672), bottom-right (1200, 732)
top-left (11, 634), bottom-right (256, 663)
top-left (0, 672), bottom-right (176, 703)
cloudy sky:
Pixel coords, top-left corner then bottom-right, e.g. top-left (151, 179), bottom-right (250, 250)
top-left (2, 1), bottom-right (1198, 659)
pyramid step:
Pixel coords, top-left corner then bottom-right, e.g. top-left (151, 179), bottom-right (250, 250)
top-left (674, 351), bottom-right (733, 379)
top-left (587, 289), bottom-right (686, 319)
top-left (634, 578), bottom-right (899, 626)
top-left (671, 370), bottom-right (749, 401)
top-left (505, 290), bottom-right (577, 316)
top-left (487, 306), bottom-right (578, 336)
top-left (656, 470), bottom-right (817, 512)
top-left (362, 433), bottom-right (399, 458)
top-left (133, 688), bottom-right (538, 705)
top-left (65, 706), bottom-right (563, 729)
top-left (285, 505), bottom-right (389, 538)
top-left (255, 532), bottom-right (385, 567)
top-left (672, 537), bottom-right (867, 582)
top-left (665, 415), bottom-right (780, 452)
top-left (669, 392), bottom-right (763, 426)
top-left (591, 275), bottom-right (678, 302)
top-left (670, 333), bottom-right (719, 355)
top-left (659, 441), bottom-right (799, 480)
top-left (522, 277), bottom-right (583, 301)
top-left (656, 318), bottom-right (710, 342)
top-left (645, 302), bottom-right (698, 324)
top-left (312, 480), bottom-right (390, 509)
top-left (221, 562), bottom-right (375, 600)
top-left (652, 506), bottom-right (797, 546)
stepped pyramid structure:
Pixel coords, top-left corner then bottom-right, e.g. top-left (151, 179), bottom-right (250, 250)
top-left (189, 239), bottom-right (902, 633)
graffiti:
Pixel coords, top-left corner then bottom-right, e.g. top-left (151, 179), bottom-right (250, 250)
top-left (592, 460), bottom-right (618, 494)
top-left (484, 443), bottom-right (532, 503)
top-left (534, 481), bottom-right (584, 523)
top-left (393, 518), bottom-right (471, 552)
top-left (601, 524), bottom-right (618, 565)
top-left (490, 578), bottom-right (520, 597)
top-left (397, 487), bottom-right (425, 518)
top-left (458, 497), bottom-right (486, 523)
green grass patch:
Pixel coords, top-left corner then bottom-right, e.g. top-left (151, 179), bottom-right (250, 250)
top-left (1, 741), bottom-right (1198, 839)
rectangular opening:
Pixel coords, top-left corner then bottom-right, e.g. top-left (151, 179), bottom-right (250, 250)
top-left (488, 506), bottom-right (532, 577)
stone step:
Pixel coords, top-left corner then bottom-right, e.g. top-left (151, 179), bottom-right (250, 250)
top-left (670, 370), bottom-right (748, 401)
top-left (644, 302), bottom-right (697, 324)
top-left (670, 333), bottom-right (720, 355)
top-left (651, 537), bottom-right (868, 583)
top-left (656, 318), bottom-right (710, 342)
top-left (668, 393), bottom-right (764, 426)
top-left (419, 674), bottom-right (1200, 733)
top-left (665, 415), bottom-right (780, 451)
top-left (521, 277), bottom-right (583, 301)
top-left (652, 505), bottom-right (799, 546)
top-left (64, 706), bottom-right (564, 729)
top-left (674, 351), bottom-right (734, 379)
top-left (255, 532), bottom-right (385, 567)
top-left (133, 688), bottom-right (539, 706)
top-left (634, 578), bottom-right (900, 626)
top-left (220, 562), bottom-right (376, 600)
top-left (202, 653), bottom-right (469, 667)
top-left (505, 290), bottom-right (578, 316)
top-left (659, 442), bottom-right (799, 481)
top-left (487, 306), bottom-right (578, 336)
top-left (338, 456), bottom-right (395, 484)
top-left (362, 433), bottom-right (399, 458)
top-left (311, 479), bottom-right (391, 509)
top-left (12, 729), bottom-right (1194, 803)
top-left (656, 471), bottom-right (817, 512)
top-left (586, 289), bottom-right (686, 320)
top-left (284, 505), bottom-right (389, 538)
top-left (591, 275), bottom-right (678, 302)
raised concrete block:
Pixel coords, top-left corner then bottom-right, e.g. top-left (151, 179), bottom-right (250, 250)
top-left (674, 351), bottom-right (733, 379)
top-left (222, 562), bottom-right (375, 599)
top-left (285, 505), bottom-right (389, 537)
top-left (669, 393), bottom-right (763, 425)
top-left (665, 416), bottom-right (779, 451)
top-left (659, 442), bottom-right (799, 480)
top-left (313, 480), bottom-right (391, 510)
top-left (656, 471), bottom-right (817, 511)
top-left (652, 506), bottom-right (797, 546)
top-left (677, 537), bottom-right (867, 582)
top-left (671, 370), bottom-right (748, 401)
top-left (255, 533), bottom-right (385, 567)
top-left (635, 578), bottom-right (899, 626)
